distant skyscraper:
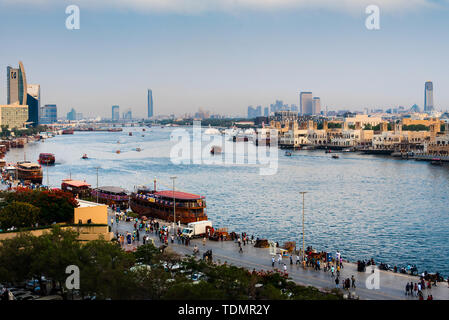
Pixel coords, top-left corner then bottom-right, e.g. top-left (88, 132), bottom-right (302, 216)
top-left (424, 81), bottom-right (434, 112)
top-left (300, 92), bottom-right (313, 115)
top-left (147, 89), bottom-right (153, 118)
top-left (26, 84), bottom-right (40, 126)
top-left (7, 61), bottom-right (27, 105)
top-left (123, 108), bottom-right (132, 120)
top-left (264, 107), bottom-right (269, 117)
top-left (67, 108), bottom-right (77, 121)
top-left (312, 97), bottom-right (321, 115)
top-left (40, 104), bottom-right (57, 124)
top-left (112, 105), bottom-right (120, 121)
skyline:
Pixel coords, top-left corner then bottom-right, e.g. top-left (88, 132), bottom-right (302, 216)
top-left (1, 1), bottom-right (448, 117)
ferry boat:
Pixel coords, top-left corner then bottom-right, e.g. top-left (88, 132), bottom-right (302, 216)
top-left (16, 161), bottom-right (43, 184)
top-left (130, 181), bottom-right (207, 224)
top-left (62, 129), bottom-right (74, 134)
top-left (38, 153), bottom-right (55, 165)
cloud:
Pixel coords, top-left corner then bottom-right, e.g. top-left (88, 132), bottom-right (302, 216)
top-left (0, 0), bottom-right (437, 14)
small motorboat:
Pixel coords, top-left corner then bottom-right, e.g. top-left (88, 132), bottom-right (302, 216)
top-left (116, 150), bottom-right (121, 154)
top-left (143, 128), bottom-right (146, 132)
top-left (285, 151), bottom-right (292, 156)
top-left (81, 154), bottom-right (88, 159)
top-left (332, 154), bottom-right (339, 159)
top-left (136, 148), bottom-right (142, 152)
top-left (129, 132), bottom-right (133, 136)
top-left (210, 146), bottom-right (222, 154)
top-left (325, 149), bottom-right (332, 153)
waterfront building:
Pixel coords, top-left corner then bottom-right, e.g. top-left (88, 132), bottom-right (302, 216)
top-left (424, 81), bottom-right (434, 112)
top-left (26, 84), bottom-right (40, 126)
top-left (112, 105), bottom-right (120, 121)
top-left (40, 104), bottom-right (57, 124)
top-left (147, 89), bottom-right (153, 118)
top-left (279, 122), bottom-right (309, 148)
top-left (0, 105), bottom-right (29, 129)
top-left (6, 61), bottom-right (27, 105)
top-left (344, 114), bottom-right (383, 127)
top-left (300, 92), bottom-right (313, 115)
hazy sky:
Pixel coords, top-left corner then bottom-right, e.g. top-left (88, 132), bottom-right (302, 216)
top-left (0, 0), bottom-right (448, 118)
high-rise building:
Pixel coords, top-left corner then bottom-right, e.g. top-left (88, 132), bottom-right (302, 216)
top-left (7, 61), bottom-right (27, 105)
top-left (26, 84), bottom-right (40, 126)
top-left (112, 105), bottom-right (120, 121)
top-left (424, 81), bottom-right (434, 112)
top-left (300, 92), bottom-right (313, 115)
top-left (312, 97), bottom-right (321, 115)
top-left (147, 89), bottom-right (153, 118)
top-left (40, 104), bottom-right (57, 124)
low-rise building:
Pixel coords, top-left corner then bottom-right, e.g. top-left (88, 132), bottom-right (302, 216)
top-left (0, 104), bottom-right (29, 129)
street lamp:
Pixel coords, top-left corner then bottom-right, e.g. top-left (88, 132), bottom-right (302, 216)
top-left (300, 191), bottom-right (307, 266)
top-left (170, 176), bottom-right (177, 235)
top-left (95, 167), bottom-right (100, 203)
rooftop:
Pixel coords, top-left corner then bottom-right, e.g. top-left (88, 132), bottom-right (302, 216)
top-left (96, 186), bottom-right (128, 194)
top-left (62, 179), bottom-right (91, 188)
top-left (77, 199), bottom-right (106, 208)
top-left (155, 190), bottom-right (204, 200)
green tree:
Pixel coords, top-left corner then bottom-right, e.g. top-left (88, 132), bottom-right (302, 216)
top-left (0, 201), bottom-right (40, 229)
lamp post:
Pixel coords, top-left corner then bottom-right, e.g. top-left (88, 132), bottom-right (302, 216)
top-left (95, 167), bottom-right (100, 203)
top-left (170, 176), bottom-right (177, 235)
top-left (300, 191), bottom-right (307, 266)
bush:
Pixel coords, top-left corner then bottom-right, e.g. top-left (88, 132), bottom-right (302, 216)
top-left (0, 201), bottom-right (40, 229)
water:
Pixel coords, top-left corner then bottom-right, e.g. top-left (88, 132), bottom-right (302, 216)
top-left (5, 127), bottom-right (449, 276)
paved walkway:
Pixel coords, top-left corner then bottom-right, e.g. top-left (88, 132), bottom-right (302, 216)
top-left (109, 213), bottom-right (449, 300)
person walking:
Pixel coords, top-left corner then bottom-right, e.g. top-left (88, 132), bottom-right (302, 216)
top-left (290, 255), bottom-right (293, 265)
top-left (405, 282), bottom-right (410, 296)
top-left (278, 253), bottom-right (282, 265)
top-left (272, 256), bottom-right (275, 267)
top-left (331, 265), bottom-right (335, 278)
top-left (351, 275), bottom-right (356, 289)
top-left (335, 277), bottom-right (340, 289)
top-left (203, 237), bottom-right (206, 246)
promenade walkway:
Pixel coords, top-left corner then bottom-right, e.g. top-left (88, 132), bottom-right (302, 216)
top-left (109, 212), bottom-right (449, 300)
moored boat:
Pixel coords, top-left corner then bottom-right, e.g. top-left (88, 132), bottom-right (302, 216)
top-left (38, 153), bottom-right (55, 165)
top-left (81, 154), bottom-right (88, 159)
top-left (130, 181), bottom-right (207, 224)
top-left (62, 129), bottom-right (74, 134)
top-left (210, 146), bottom-right (222, 154)
top-left (16, 161), bottom-right (43, 184)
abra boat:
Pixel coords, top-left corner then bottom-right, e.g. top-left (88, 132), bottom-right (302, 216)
top-left (38, 153), bottom-right (55, 165)
top-left (62, 129), bottom-right (74, 134)
top-left (16, 161), bottom-right (43, 184)
top-left (130, 181), bottom-right (207, 224)
top-left (332, 154), bottom-right (339, 159)
top-left (81, 154), bottom-right (88, 159)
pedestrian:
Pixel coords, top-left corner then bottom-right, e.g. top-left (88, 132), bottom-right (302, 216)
top-left (290, 255), bottom-right (293, 265)
top-left (283, 264), bottom-right (287, 274)
top-left (351, 275), bottom-right (356, 288)
top-left (272, 256), bottom-right (275, 267)
top-left (278, 253), bottom-right (282, 264)
top-left (203, 237), bottom-right (206, 246)
top-left (331, 266), bottom-right (335, 277)
top-left (405, 282), bottom-right (410, 296)
top-left (335, 277), bottom-right (340, 289)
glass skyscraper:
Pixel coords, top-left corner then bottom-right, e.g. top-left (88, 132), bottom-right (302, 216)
top-left (7, 61), bottom-right (27, 105)
top-left (27, 84), bottom-right (40, 126)
top-left (424, 81), bottom-right (434, 112)
top-left (112, 105), bottom-right (120, 121)
top-left (40, 104), bottom-right (57, 124)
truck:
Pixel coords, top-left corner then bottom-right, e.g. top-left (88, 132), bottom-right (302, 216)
top-left (181, 221), bottom-right (212, 239)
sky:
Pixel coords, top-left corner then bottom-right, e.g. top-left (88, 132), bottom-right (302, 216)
top-left (0, 0), bottom-right (448, 118)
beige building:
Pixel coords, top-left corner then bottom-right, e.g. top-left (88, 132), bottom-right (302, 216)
top-left (0, 104), bottom-right (29, 129)
top-left (344, 114), bottom-right (383, 127)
